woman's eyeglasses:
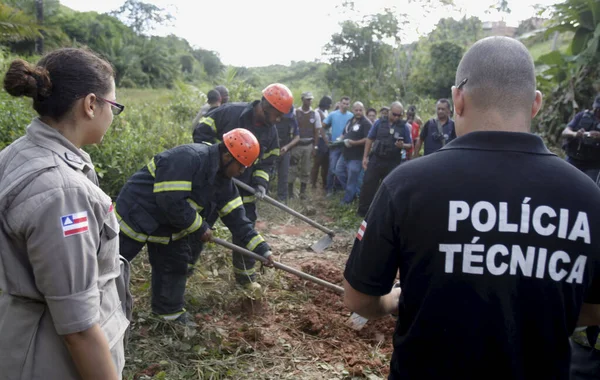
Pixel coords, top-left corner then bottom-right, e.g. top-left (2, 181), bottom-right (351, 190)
top-left (98, 97), bottom-right (125, 116)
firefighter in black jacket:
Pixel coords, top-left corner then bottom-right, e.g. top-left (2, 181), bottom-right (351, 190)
top-left (115, 129), bottom-right (274, 324)
top-left (193, 83), bottom-right (293, 288)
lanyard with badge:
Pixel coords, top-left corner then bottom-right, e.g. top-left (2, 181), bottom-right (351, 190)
top-left (436, 120), bottom-right (446, 147)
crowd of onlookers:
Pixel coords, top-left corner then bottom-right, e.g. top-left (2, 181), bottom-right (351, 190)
top-left (194, 85), bottom-right (457, 216)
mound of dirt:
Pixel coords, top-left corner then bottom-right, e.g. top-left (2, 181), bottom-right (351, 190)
top-left (240, 298), bottom-right (267, 317)
top-left (300, 259), bottom-right (344, 285)
top-left (285, 262), bottom-right (395, 377)
top-left (270, 225), bottom-right (307, 236)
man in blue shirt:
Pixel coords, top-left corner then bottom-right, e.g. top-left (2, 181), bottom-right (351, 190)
top-left (323, 96), bottom-right (353, 195)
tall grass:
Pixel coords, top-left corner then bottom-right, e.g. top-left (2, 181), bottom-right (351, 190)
top-left (0, 77), bottom-right (206, 197)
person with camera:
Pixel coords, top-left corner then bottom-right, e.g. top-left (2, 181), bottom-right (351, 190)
top-left (412, 99), bottom-right (456, 158)
top-left (562, 95), bottom-right (600, 380)
top-left (562, 95), bottom-right (600, 183)
top-left (357, 102), bottom-right (412, 217)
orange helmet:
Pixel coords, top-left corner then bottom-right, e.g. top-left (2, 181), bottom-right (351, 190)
top-left (262, 83), bottom-right (294, 114)
top-left (223, 128), bottom-right (260, 167)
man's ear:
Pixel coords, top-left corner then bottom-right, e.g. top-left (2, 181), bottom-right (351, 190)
top-left (451, 86), bottom-right (464, 117)
top-left (531, 90), bottom-right (543, 119)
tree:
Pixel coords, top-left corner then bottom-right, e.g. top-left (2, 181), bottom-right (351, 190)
top-left (35, 0), bottom-right (43, 54)
top-left (110, 0), bottom-right (173, 35)
top-left (191, 48), bottom-right (224, 77)
top-left (411, 42), bottom-right (463, 99)
top-left (534, 0), bottom-right (600, 146)
top-left (426, 17), bottom-right (483, 48)
top-left (324, 8), bottom-right (403, 104)
top-left (407, 16), bottom-right (479, 101)
top-left (0, 3), bottom-right (43, 42)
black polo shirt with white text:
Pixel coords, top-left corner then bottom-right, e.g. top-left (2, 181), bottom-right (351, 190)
top-left (345, 131), bottom-right (600, 380)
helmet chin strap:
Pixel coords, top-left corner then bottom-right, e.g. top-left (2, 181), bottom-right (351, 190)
top-left (260, 99), bottom-right (274, 127)
top-left (218, 155), bottom-right (235, 176)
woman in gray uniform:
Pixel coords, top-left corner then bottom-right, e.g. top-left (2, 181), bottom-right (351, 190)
top-left (0, 48), bottom-right (131, 380)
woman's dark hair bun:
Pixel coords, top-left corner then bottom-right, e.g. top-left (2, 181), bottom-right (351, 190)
top-left (3, 58), bottom-right (52, 100)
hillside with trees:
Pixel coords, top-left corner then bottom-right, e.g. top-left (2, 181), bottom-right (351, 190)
top-left (0, 1), bottom-right (599, 378)
top-left (1, 0), bottom-right (598, 144)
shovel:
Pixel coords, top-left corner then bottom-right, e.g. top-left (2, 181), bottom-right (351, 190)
top-left (232, 178), bottom-right (335, 253)
top-left (212, 237), bottom-right (343, 294)
top-left (343, 281), bottom-right (402, 331)
top-left (211, 237), bottom-right (370, 331)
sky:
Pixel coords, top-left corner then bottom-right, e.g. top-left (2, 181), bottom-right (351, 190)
top-left (59, 0), bottom-right (562, 67)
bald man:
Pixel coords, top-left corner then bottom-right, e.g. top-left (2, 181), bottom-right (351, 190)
top-left (357, 101), bottom-right (412, 217)
top-left (343, 36), bottom-right (600, 380)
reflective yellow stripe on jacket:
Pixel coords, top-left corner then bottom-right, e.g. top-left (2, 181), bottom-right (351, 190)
top-left (172, 213), bottom-right (203, 241)
top-left (233, 267), bottom-right (256, 276)
top-left (199, 117), bottom-right (217, 133)
top-left (246, 234), bottom-right (265, 251)
top-left (115, 210), bottom-right (170, 245)
top-left (218, 196), bottom-right (243, 218)
top-left (147, 157), bottom-right (157, 177)
top-left (263, 148), bottom-right (280, 160)
top-left (187, 198), bottom-right (203, 212)
top-left (153, 181), bottom-right (192, 193)
top-left (242, 195), bottom-right (256, 203)
top-left (252, 170), bottom-right (269, 181)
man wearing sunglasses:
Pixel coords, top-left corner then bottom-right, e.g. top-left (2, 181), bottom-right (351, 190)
top-left (193, 83), bottom-right (293, 291)
top-left (357, 102), bottom-right (412, 217)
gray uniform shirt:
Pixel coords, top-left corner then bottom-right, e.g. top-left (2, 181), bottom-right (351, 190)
top-left (0, 119), bottom-right (130, 379)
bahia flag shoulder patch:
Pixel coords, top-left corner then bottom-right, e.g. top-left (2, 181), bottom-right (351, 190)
top-left (61, 211), bottom-right (89, 237)
top-left (356, 220), bottom-right (367, 240)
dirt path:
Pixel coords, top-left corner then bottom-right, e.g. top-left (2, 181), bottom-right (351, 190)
top-left (124, 193), bottom-right (395, 380)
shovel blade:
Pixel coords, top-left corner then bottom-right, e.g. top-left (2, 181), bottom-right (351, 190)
top-left (346, 313), bottom-right (369, 331)
top-left (310, 234), bottom-right (333, 253)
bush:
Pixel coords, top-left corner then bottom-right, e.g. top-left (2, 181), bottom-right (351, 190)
top-left (0, 83), bottom-right (203, 200)
top-left (0, 91), bottom-right (35, 150)
top-left (0, 50), bottom-right (37, 150)
top-left (85, 83), bottom-right (204, 197)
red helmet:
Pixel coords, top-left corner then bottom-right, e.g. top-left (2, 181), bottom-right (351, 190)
top-left (223, 128), bottom-right (260, 167)
top-left (262, 83), bottom-right (294, 114)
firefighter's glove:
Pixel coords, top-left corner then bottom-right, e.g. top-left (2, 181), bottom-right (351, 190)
top-left (262, 251), bottom-right (275, 267)
top-left (254, 185), bottom-right (267, 200)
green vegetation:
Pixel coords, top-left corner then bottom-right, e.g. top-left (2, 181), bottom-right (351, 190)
top-left (87, 82), bottom-right (200, 197)
top-left (2, 0), bottom-right (594, 194)
top-left (527, 33), bottom-right (572, 60)
top-left (533, 0), bottom-right (600, 144)
top-left (1, 1), bottom-right (598, 378)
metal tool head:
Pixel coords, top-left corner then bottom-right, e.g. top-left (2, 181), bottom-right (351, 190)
top-left (310, 234), bottom-right (333, 253)
top-left (346, 312), bottom-right (369, 331)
